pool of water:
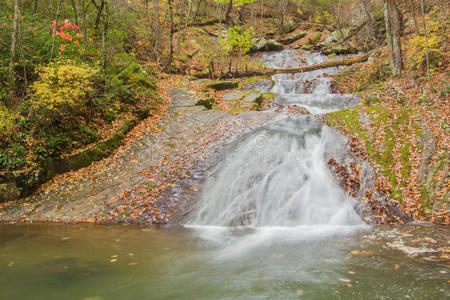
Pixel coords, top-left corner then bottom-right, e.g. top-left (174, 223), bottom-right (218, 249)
top-left (0, 224), bottom-right (448, 300)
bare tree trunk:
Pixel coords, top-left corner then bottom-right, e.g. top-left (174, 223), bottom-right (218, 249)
top-left (153, 0), bottom-right (160, 62)
top-left (420, 0), bottom-right (431, 81)
top-left (361, 0), bottom-right (377, 42)
top-left (32, 0), bottom-right (38, 16)
top-left (94, 0), bottom-right (105, 30)
top-left (225, 0), bottom-right (233, 25)
top-left (101, 1), bottom-right (109, 75)
top-left (71, 0), bottom-right (79, 25)
top-left (278, 0), bottom-right (289, 35)
top-left (166, 0), bottom-right (174, 70)
top-left (410, 0), bottom-right (420, 35)
top-left (182, 0), bottom-right (193, 41)
top-left (49, 0), bottom-right (64, 62)
top-left (176, 0), bottom-right (185, 53)
top-left (8, 0), bottom-right (20, 106)
top-left (384, 0), bottom-right (403, 76)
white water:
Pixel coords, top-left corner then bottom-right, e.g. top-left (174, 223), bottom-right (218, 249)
top-left (187, 50), bottom-right (366, 248)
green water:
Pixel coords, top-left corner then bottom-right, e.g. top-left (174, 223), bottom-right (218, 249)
top-left (0, 224), bottom-right (448, 300)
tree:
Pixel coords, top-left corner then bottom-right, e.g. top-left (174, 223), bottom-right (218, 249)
top-left (8, 0), bottom-right (20, 106)
top-left (384, 0), bottom-right (403, 76)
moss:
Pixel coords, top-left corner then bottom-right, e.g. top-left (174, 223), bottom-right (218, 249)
top-left (326, 105), bottom-right (426, 203)
top-left (308, 32), bottom-right (322, 45)
top-left (207, 81), bottom-right (238, 90)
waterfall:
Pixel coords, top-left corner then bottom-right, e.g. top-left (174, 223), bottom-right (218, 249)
top-left (187, 50), bottom-right (365, 240)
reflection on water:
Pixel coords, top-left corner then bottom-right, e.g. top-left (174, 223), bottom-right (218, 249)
top-left (0, 224), bottom-right (448, 300)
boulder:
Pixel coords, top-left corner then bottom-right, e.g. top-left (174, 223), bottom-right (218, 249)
top-left (206, 81), bottom-right (238, 90)
top-left (251, 38), bottom-right (283, 52)
top-left (280, 31), bottom-right (307, 45)
top-left (324, 29), bottom-right (350, 44)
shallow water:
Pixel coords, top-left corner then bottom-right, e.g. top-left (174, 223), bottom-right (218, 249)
top-left (0, 224), bottom-right (448, 300)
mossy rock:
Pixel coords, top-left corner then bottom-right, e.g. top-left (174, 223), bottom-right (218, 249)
top-left (280, 31), bottom-right (307, 45)
top-left (207, 81), bottom-right (238, 91)
top-left (301, 44), bottom-right (312, 51)
top-left (308, 33), bottom-right (322, 45)
top-left (196, 97), bottom-right (216, 109)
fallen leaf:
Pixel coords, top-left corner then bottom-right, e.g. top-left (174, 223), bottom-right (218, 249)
top-left (346, 283), bottom-right (353, 287)
top-left (128, 262), bottom-right (138, 266)
top-left (8, 261), bottom-right (15, 267)
top-left (394, 264), bottom-right (400, 270)
top-left (325, 258), bottom-right (333, 263)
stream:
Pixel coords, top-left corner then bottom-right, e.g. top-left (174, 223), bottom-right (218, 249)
top-left (0, 50), bottom-right (448, 299)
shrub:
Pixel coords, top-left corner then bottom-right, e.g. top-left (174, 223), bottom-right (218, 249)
top-left (407, 15), bottom-right (446, 73)
top-left (106, 61), bottom-right (155, 105)
top-left (0, 104), bottom-right (14, 147)
top-left (29, 60), bottom-right (100, 126)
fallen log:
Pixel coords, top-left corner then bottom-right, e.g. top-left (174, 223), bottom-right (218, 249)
top-left (193, 53), bottom-right (369, 79)
top-left (171, 19), bottom-right (221, 34)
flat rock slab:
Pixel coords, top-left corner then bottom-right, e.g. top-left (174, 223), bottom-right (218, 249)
top-left (0, 88), bottom-right (277, 224)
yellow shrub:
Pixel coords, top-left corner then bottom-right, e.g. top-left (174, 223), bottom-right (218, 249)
top-left (407, 16), bottom-right (446, 73)
top-left (29, 60), bottom-right (100, 124)
top-left (0, 104), bottom-right (14, 145)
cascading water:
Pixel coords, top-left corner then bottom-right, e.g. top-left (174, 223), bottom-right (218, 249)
top-left (187, 50), bottom-right (365, 245)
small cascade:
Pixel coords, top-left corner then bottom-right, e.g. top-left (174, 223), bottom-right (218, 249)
top-left (187, 50), bottom-right (365, 241)
top-left (266, 50), bottom-right (361, 114)
top-left (189, 117), bottom-right (362, 227)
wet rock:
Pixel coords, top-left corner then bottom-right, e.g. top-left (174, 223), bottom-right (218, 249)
top-left (207, 81), bottom-right (238, 90)
top-left (242, 80), bottom-right (273, 93)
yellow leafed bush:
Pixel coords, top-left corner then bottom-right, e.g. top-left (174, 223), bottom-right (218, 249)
top-left (29, 60), bottom-right (100, 125)
top-left (0, 104), bottom-right (14, 145)
top-left (407, 15), bottom-right (446, 73)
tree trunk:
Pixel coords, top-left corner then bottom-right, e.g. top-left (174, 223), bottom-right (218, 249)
top-left (420, 0), bottom-right (431, 81)
top-left (32, 0), bottom-right (38, 16)
top-left (361, 0), bottom-right (377, 42)
top-left (101, 1), bottom-right (109, 75)
top-left (8, 0), bottom-right (20, 106)
top-left (152, 0), bottom-right (160, 61)
top-left (94, 0), bottom-right (105, 30)
top-left (410, 0), bottom-right (420, 35)
top-left (166, 0), bottom-right (174, 70)
top-left (193, 53), bottom-right (370, 79)
top-left (384, 0), bottom-right (403, 76)
top-left (176, 0), bottom-right (185, 53)
top-left (278, 0), bottom-right (288, 35)
top-left (225, 0), bottom-right (233, 25)
top-left (71, 0), bottom-right (79, 25)
top-left (49, 0), bottom-right (64, 62)
top-left (182, 0), bottom-right (193, 41)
